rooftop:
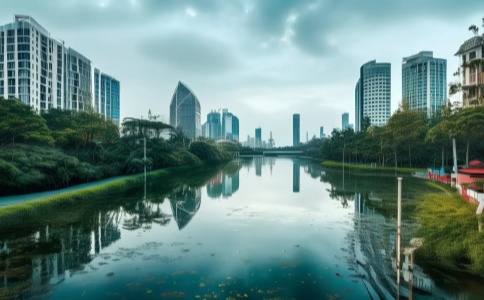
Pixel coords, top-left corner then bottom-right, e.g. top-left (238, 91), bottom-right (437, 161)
top-left (455, 35), bottom-right (484, 55)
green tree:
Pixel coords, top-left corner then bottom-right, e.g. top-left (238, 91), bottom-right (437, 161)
top-left (0, 97), bottom-right (54, 147)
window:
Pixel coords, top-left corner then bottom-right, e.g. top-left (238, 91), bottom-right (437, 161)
top-left (470, 51), bottom-right (476, 60)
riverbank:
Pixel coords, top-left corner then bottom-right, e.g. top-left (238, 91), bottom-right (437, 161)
top-left (415, 191), bottom-right (484, 277)
top-left (321, 160), bottom-right (426, 173)
top-left (0, 162), bottom-right (224, 231)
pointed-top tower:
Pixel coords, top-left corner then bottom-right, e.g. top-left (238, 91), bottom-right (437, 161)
top-left (169, 81), bottom-right (201, 139)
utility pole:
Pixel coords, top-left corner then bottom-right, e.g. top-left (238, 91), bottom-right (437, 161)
top-left (397, 177), bottom-right (402, 285)
top-left (144, 137), bottom-right (146, 199)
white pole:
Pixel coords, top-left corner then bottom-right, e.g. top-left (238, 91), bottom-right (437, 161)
top-left (397, 177), bottom-right (402, 284)
top-left (144, 137), bottom-right (146, 200)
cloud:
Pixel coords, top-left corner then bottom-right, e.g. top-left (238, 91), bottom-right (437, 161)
top-left (139, 31), bottom-right (239, 75)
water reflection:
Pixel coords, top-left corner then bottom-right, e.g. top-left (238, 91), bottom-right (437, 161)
top-left (293, 161), bottom-right (300, 193)
top-left (206, 162), bottom-right (241, 199)
top-left (168, 186), bottom-right (201, 230)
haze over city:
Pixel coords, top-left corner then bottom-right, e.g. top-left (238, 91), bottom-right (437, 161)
top-left (1, 0), bottom-right (482, 146)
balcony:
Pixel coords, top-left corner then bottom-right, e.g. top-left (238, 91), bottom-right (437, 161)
top-left (464, 72), bottom-right (484, 86)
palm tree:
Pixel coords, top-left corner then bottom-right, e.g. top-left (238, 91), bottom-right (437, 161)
top-left (469, 24), bottom-right (479, 36)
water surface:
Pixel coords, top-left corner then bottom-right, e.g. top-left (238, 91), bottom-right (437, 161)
top-left (1, 158), bottom-right (483, 299)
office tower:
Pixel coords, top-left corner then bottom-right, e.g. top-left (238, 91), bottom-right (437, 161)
top-left (293, 114), bottom-right (300, 147)
top-left (93, 68), bottom-right (120, 126)
top-left (320, 126), bottom-right (324, 138)
top-left (355, 60), bottom-right (391, 131)
top-left (342, 112), bottom-right (349, 130)
top-left (221, 109), bottom-right (233, 140)
top-left (205, 110), bottom-right (221, 140)
top-left (0, 15), bottom-right (119, 122)
top-left (255, 127), bottom-right (261, 148)
top-left (455, 34), bottom-right (484, 107)
top-left (402, 51), bottom-right (446, 117)
top-left (170, 81), bottom-right (201, 139)
top-left (268, 131), bottom-right (275, 148)
top-left (232, 115), bottom-right (239, 142)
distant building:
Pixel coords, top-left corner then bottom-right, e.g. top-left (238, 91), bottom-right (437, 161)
top-left (255, 127), bottom-right (261, 148)
top-left (221, 109), bottom-right (233, 140)
top-left (342, 112), bottom-right (349, 130)
top-left (320, 126), bottom-right (324, 138)
top-left (293, 114), bottom-right (300, 146)
top-left (93, 68), bottom-right (120, 126)
top-left (355, 60), bottom-right (391, 131)
top-left (232, 115), bottom-right (239, 142)
top-left (455, 33), bottom-right (484, 107)
top-left (169, 81), bottom-right (201, 139)
top-left (402, 51), bottom-right (446, 117)
top-left (204, 111), bottom-right (221, 140)
top-left (0, 15), bottom-right (119, 123)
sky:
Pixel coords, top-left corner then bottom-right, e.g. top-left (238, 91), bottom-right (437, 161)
top-left (1, 0), bottom-right (483, 146)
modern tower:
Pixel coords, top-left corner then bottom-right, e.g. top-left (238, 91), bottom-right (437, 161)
top-left (205, 110), bottom-right (221, 140)
top-left (293, 114), bottom-right (300, 147)
top-left (355, 60), bottom-right (391, 131)
top-left (93, 68), bottom-right (120, 126)
top-left (255, 127), bottom-right (261, 148)
top-left (342, 112), bottom-right (349, 130)
top-left (221, 109), bottom-right (233, 140)
top-left (170, 81), bottom-right (201, 139)
top-left (402, 51), bottom-right (447, 117)
top-left (320, 126), bottom-right (324, 138)
top-left (232, 115), bottom-right (239, 142)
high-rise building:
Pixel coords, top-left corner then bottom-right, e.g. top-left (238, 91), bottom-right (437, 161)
top-left (170, 81), bottom-right (201, 139)
top-left (221, 109), bottom-right (233, 140)
top-left (255, 127), bottom-right (261, 148)
top-left (342, 112), bottom-right (349, 130)
top-left (0, 15), bottom-right (119, 123)
top-left (93, 68), bottom-right (120, 126)
top-left (232, 115), bottom-right (239, 142)
top-left (455, 33), bottom-right (484, 107)
top-left (203, 110), bottom-right (221, 140)
top-left (402, 51), bottom-right (446, 117)
top-left (355, 60), bottom-right (391, 131)
top-left (293, 114), bottom-right (300, 147)
top-left (320, 126), bottom-right (324, 138)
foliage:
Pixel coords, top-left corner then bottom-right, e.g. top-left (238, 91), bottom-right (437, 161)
top-left (0, 97), bottom-right (54, 147)
top-left (321, 160), bottom-right (426, 173)
top-left (189, 141), bottom-right (232, 162)
top-left (415, 193), bottom-right (484, 276)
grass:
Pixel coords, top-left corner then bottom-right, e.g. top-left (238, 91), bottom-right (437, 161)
top-left (321, 160), bottom-right (427, 173)
top-left (0, 163), bottom-right (220, 231)
top-left (415, 192), bottom-right (484, 276)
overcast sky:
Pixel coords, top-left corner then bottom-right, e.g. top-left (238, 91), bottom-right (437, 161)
top-left (1, 0), bottom-right (482, 146)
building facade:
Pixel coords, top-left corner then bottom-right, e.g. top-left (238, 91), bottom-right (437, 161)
top-left (342, 112), bottom-right (349, 130)
top-left (232, 115), bottom-right (239, 142)
top-left (92, 68), bottom-right (120, 126)
top-left (455, 34), bottom-right (484, 107)
top-left (0, 15), bottom-right (119, 123)
top-left (255, 127), bottom-right (261, 148)
top-left (293, 113), bottom-right (300, 146)
top-left (320, 126), bottom-right (324, 138)
top-left (355, 60), bottom-right (391, 131)
top-left (402, 51), bottom-right (446, 117)
top-left (170, 81), bottom-right (201, 139)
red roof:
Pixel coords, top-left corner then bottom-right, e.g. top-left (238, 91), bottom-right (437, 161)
top-left (469, 160), bottom-right (482, 166)
top-left (459, 168), bottom-right (484, 175)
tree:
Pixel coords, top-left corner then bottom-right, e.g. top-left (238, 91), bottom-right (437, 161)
top-left (469, 24), bottom-right (479, 36)
top-left (453, 107), bottom-right (484, 166)
top-left (384, 102), bottom-right (427, 168)
top-left (0, 97), bottom-right (54, 147)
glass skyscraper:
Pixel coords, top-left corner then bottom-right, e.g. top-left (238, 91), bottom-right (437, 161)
top-left (93, 68), bottom-right (121, 126)
top-left (355, 60), bottom-right (391, 131)
top-left (342, 112), bottom-right (349, 130)
top-left (255, 127), bottom-right (261, 148)
top-left (402, 51), bottom-right (446, 117)
top-left (170, 81), bottom-right (201, 140)
top-left (293, 114), bottom-right (300, 147)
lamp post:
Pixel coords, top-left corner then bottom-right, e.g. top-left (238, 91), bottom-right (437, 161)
top-left (143, 137), bottom-right (146, 200)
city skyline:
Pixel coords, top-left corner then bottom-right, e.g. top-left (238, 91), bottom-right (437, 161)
top-left (0, 1), bottom-right (481, 145)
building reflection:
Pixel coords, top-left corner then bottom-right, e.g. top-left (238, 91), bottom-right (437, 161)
top-left (293, 160), bottom-right (300, 193)
top-left (168, 185), bottom-right (202, 230)
top-left (255, 157), bottom-right (262, 176)
top-left (206, 161), bottom-right (242, 199)
top-left (0, 209), bottom-right (123, 299)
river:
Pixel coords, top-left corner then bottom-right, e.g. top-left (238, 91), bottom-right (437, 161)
top-left (0, 157), bottom-right (483, 299)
